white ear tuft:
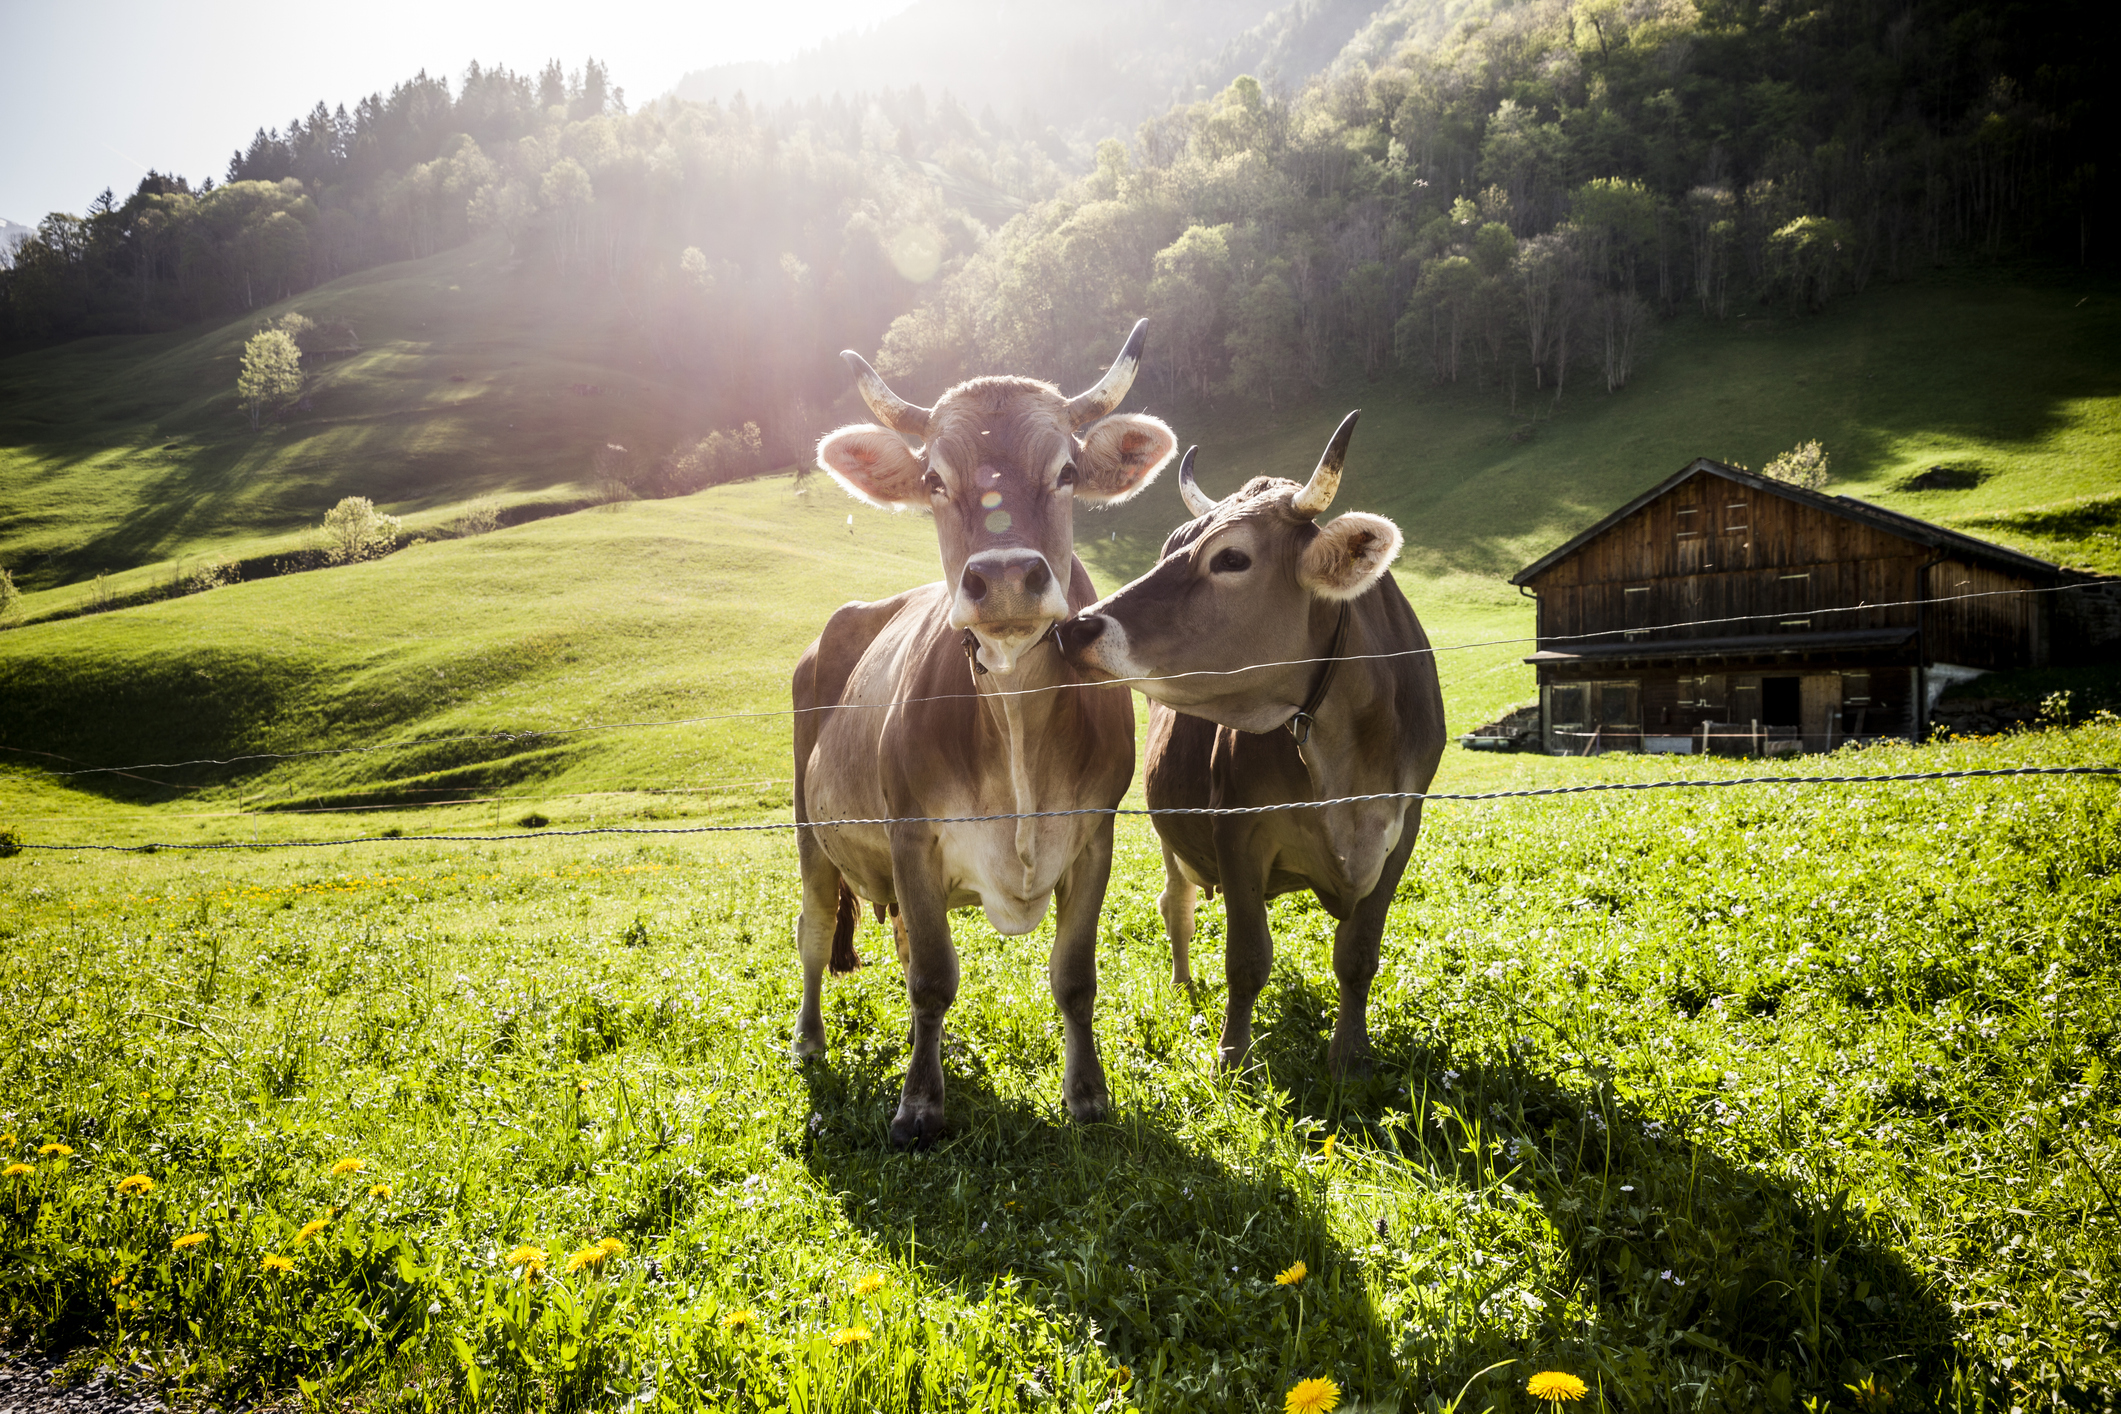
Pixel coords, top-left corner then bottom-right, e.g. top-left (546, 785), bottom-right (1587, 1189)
top-left (816, 424), bottom-right (925, 509)
top-left (1075, 413), bottom-right (1177, 504)
top-left (1298, 512), bottom-right (1402, 601)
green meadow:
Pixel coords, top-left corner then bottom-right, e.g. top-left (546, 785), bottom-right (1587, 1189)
top-left (3, 247), bottom-right (2120, 1410)
top-left (3, 729), bottom-right (2116, 1412)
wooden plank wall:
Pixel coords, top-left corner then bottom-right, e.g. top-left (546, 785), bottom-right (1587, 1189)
top-left (1927, 558), bottom-right (2046, 667)
top-left (1530, 474), bottom-right (2045, 662)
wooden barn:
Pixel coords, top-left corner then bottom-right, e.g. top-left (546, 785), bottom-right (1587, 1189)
top-left (1510, 458), bottom-right (2110, 756)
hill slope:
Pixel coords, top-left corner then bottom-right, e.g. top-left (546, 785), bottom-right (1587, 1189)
top-left (2, 247), bottom-right (2116, 836)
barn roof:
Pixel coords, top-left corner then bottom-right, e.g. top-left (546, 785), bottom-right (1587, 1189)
top-left (1508, 457), bottom-right (2068, 586)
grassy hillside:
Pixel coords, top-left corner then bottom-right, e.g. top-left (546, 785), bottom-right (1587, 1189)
top-left (0, 237), bottom-right (781, 605)
top-left (2, 249), bottom-right (2117, 839)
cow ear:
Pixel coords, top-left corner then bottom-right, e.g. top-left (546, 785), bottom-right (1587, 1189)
top-left (1299, 512), bottom-right (1402, 601)
top-left (817, 424), bottom-right (924, 508)
top-left (1074, 413), bottom-right (1177, 504)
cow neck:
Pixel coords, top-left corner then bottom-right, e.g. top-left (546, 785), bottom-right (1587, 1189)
top-left (1289, 602), bottom-right (1403, 873)
top-left (966, 627), bottom-right (1084, 879)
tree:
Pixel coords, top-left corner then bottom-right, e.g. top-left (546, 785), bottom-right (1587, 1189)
top-left (1768, 216), bottom-right (1852, 311)
top-left (319, 496), bottom-right (402, 563)
top-left (1224, 264), bottom-right (1301, 406)
top-left (237, 328), bottom-right (302, 429)
top-left (1763, 440), bottom-right (1830, 490)
top-left (0, 566), bottom-right (22, 629)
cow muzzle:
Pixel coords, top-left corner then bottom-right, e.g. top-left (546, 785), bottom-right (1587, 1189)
top-left (1055, 612), bottom-right (1134, 681)
top-left (950, 549), bottom-right (1070, 672)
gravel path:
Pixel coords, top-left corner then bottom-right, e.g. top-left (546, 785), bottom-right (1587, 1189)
top-left (0, 1357), bottom-right (170, 1414)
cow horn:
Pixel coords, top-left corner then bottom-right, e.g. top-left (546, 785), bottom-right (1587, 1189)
top-left (1064, 319), bottom-right (1147, 427)
top-left (840, 350), bottom-right (930, 436)
top-left (1177, 446), bottom-right (1215, 517)
top-left (1291, 409), bottom-right (1360, 519)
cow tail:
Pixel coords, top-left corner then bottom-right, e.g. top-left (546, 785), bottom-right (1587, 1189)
top-left (830, 880), bottom-right (862, 975)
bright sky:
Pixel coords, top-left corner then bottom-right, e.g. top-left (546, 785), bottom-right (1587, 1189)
top-left (1, 0), bottom-right (917, 225)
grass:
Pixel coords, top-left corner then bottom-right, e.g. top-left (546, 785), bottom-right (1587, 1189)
top-left (0, 237), bottom-right (758, 603)
top-left (3, 246), bottom-right (2119, 1407)
top-left (2, 724), bottom-right (2116, 1411)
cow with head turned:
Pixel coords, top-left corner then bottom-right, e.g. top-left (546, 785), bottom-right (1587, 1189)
top-left (1057, 411), bottom-right (1445, 1076)
top-left (791, 323), bottom-right (1177, 1146)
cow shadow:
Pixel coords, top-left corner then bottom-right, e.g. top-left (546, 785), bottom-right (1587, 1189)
top-left (1237, 962), bottom-right (1963, 1409)
top-left (797, 990), bottom-right (1392, 1413)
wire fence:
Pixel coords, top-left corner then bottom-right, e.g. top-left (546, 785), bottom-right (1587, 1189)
top-left (12, 765), bottom-right (2116, 854)
top-left (7, 579), bottom-right (2105, 783)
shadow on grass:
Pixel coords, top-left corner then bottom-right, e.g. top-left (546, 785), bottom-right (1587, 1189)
top-left (797, 1001), bottom-right (1388, 1413)
top-left (1249, 963), bottom-right (1962, 1409)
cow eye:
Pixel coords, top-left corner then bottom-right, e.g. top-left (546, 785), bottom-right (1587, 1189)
top-left (1056, 463), bottom-right (1078, 489)
top-left (923, 470), bottom-right (946, 496)
top-left (1210, 547), bottom-right (1251, 574)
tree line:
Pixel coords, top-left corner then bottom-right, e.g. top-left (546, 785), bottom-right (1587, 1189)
top-left (0, 59), bottom-right (1067, 450)
top-left (878, 0), bottom-right (2105, 409)
top-left (1, 0), bottom-right (2104, 435)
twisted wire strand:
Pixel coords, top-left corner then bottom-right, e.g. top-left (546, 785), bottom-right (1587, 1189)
top-left (10, 580), bottom-right (2100, 781)
top-left (14, 765), bottom-right (2115, 853)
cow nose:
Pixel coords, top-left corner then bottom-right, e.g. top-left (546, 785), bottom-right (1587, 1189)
top-left (957, 549), bottom-right (1057, 618)
top-left (1055, 615), bottom-right (1107, 655)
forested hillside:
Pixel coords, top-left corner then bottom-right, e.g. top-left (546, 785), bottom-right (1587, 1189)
top-left (0, 59), bottom-right (1061, 438)
top-left (878, 0), bottom-right (2108, 404)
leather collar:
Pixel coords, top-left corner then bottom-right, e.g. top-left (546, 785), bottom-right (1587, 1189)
top-left (1285, 603), bottom-right (1351, 746)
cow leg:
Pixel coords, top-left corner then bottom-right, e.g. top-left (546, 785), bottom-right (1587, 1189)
top-left (1051, 822), bottom-right (1115, 1123)
top-left (1157, 841), bottom-right (1198, 989)
top-left (1327, 824), bottom-right (1418, 1079)
top-left (1214, 826), bottom-right (1274, 1071)
top-left (790, 834), bottom-right (841, 1060)
top-left (888, 829), bottom-right (958, 1148)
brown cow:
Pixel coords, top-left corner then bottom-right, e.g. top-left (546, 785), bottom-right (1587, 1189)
top-left (1056, 411), bottom-right (1445, 1075)
top-left (792, 323), bottom-right (1176, 1145)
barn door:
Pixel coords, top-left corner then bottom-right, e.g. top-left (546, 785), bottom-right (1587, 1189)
top-left (1801, 674), bottom-right (1843, 752)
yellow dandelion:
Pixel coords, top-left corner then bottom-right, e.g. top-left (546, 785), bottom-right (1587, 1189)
top-left (596, 1235), bottom-right (626, 1258)
top-left (1, 1133), bottom-right (14, 1147)
top-left (294, 1218), bottom-right (330, 1246)
top-left (506, 1244), bottom-right (548, 1269)
top-left (853, 1271), bottom-right (887, 1297)
top-left (368, 1183), bottom-right (393, 1200)
top-left (1320, 1134), bottom-right (1336, 1160)
top-left (577, 1080), bottom-right (593, 1093)
top-left (1527, 1371), bottom-right (1589, 1403)
top-left (172, 1233), bottom-right (208, 1251)
top-left (830, 1325), bottom-right (871, 1347)
top-left (261, 1253), bottom-right (294, 1274)
top-left (1114, 1366), bottom-right (1134, 1387)
top-left (3, 1163), bottom-right (32, 1178)
top-left (38, 1143), bottom-right (73, 1157)
top-left (719, 1309), bottom-right (754, 1331)
top-left (1275, 1260), bottom-right (1308, 1287)
top-left (329, 1157), bottom-right (365, 1176)
top-left (109, 1272), bottom-right (128, 1289)
top-left (1286, 1376), bottom-right (1341, 1413)
top-left (115, 1174), bottom-right (155, 1196)
top-left (565, 1246), bottom-right (608, 1274)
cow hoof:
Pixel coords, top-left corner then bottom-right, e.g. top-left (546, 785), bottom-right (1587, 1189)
top-left (1215, 1044), bottom-right (1251, 1073)
top-left (791, 1030), bottom-right (825, 1062)
top-left (1066, 1090), bottom-right (1112, 1125)
top-left (888, 1106), bottom-right (943, 1150)
top-left (1328, 1048), bottom-right (1374, 1080)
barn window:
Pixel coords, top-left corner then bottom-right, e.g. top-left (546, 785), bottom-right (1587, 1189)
top-left (1842, 670), bottom-right (1871, 705)
top-left (1725, 500), bottom-right (1749, 532)
top-left (1624, 585), bottom-right (1651, 637)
